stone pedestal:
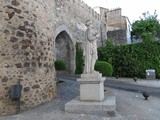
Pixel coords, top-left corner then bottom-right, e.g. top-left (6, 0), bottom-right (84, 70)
top-left (65, 72), bottom-right (116, 115)
top-left (77, 72), bottom-right (105, 101)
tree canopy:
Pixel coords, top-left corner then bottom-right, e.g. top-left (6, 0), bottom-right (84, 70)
top-left (131, 10), bottom-right (160, 41)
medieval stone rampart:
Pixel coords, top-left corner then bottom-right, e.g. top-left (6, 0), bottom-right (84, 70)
top-left (0, 0), bottom-right (108, 116)
top-left (54, 0), bottom-right (102, 42)
top-left (0, 0), bottom-right (56, 115)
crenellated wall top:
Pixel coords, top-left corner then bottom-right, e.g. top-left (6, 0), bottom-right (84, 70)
top-left (65, 0), bottom-right (101, 20)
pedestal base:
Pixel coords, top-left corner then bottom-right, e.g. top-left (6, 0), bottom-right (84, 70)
top-left (65, 96), bottom-right (116, 116)
top-left (77, 72), bottom-right (105, 101)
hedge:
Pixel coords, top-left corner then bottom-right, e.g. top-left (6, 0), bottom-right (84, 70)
top-left (98, 40), bottom-right (160, 78)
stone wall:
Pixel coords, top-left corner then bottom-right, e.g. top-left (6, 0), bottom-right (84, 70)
top-left (100, 7), bottom-right (128, 31)
top-left (0, 0), bottom-right (56, 115)
top-left (54, 0), bottom-right (107, 73)
top-left (0, 0), bottom-right (108, 116)
top-left (99, 7), bottom-right (130, 44)
top-left (54, 0), bottom-right (102, 42)
top-left (107, 29), bottom-right (127, 45)
top-left (107, 8), bottom-right (122, 28)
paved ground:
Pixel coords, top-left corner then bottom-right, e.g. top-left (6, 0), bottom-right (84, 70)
top-left (106, 77), bottom-right (160, 88)
top-left (58, 75), bottom-right (160, 96)
top-left (1, 79), bottom-right (160, 120)
top-left (105, 78), bottom-right (160, 97)
top-left (110, 88), bottom-right (160, 120)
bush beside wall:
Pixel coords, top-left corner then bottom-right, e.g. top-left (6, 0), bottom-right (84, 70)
top-left (95, 61), bottom-right (113, 76)
top-left (75, 43), bottom-right (84, 74)
top-left (98, 40), bottom-right (160, 78)
top-left (55, 60), bottom-right (67, 71)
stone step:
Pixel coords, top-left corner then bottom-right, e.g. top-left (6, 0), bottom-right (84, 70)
top-left (65, 96), bottom-right (116, 116)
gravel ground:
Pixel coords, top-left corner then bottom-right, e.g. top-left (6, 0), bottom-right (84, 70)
top-left (0, 79), bottom-right (160, 120)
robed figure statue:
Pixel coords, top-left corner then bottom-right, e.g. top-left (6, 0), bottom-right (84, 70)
top-left (83, 20), bottom-right (100, 74)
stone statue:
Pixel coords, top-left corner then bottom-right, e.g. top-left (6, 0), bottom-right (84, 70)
top-left (83, 20), bottom-right (99, 74)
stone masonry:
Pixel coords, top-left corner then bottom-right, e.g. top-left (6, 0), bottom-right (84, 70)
top-left (0, 0), bottom-right (108, 116)
top-left (54, 0), bottom-right (108, 74)
top-left (107, 29), bottom-right (127, 45)
top-left (0, 0), bottom-right (56, 115)
top-left (100, 7), bottom-right (131, 45)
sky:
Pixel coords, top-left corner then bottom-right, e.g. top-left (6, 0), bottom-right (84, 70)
top-left (82, 0), bottom-right (160, 23)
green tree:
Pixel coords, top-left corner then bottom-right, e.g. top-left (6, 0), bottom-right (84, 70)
top-left (75, 43), bottom-right (84, 74)
top-left (131, 10), bottom-right (160, 41)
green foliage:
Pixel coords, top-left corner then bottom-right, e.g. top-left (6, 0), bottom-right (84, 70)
top-left (132, 11), bottom-right (160, 41)
top-left (75, 43), bottom-right (84, 74)
top-left (54, 60), bottom-right (67, 71)
top-left (98, 40), bottom-right (160, 78)
top-left (94, 61), bottom-right (113, 76)
top-left (98, 39), bottom-right (115, 64)
top-left (105, 38), bottom-right (114, 47)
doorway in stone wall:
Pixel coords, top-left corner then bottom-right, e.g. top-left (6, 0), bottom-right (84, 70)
top-left (55, 31), bottom-right (74, 75)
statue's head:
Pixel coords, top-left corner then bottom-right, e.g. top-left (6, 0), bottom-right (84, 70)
top-left (85, 19), bottom-right (92, 27)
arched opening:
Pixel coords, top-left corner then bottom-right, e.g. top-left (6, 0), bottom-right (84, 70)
top-left (55, 31), bottom-right (74, 74)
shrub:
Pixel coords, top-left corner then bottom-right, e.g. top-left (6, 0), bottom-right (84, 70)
top-left (94, 61), bottom-right (113, 76)
top-left (75, 43), bottom-right (84, 74)
top-left (98, 40), bottom-right (160, 78)
top-left (54, 60), bottom-right (67, 71)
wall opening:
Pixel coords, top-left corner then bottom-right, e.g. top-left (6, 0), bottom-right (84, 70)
top-left (55, 31), bottom-right (74, 74)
